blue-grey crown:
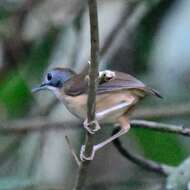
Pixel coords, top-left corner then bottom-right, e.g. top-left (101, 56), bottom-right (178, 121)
top-left (44, 68), bottom-right (76, 88)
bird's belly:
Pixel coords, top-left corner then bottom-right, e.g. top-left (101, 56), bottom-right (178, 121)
top-left (63, 95), bottom-right (87, 120)
top-left (63, 91), bottom-right (138, 123)
top-left (96, 92), bottom-right (137, 124)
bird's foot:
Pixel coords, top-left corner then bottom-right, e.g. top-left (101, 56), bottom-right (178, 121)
top-left (83, 119), bottom-right (101, 134)
top-left (80, 145), bottom-right (97, 161)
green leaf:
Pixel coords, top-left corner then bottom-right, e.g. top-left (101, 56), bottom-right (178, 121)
top-left (133, 129), bottom-right (186, 165)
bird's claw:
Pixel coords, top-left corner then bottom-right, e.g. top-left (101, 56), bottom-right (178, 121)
top-left (83, 119), bottom-right (101, 134)
top-left (80, 145), bottom-right (96, 161)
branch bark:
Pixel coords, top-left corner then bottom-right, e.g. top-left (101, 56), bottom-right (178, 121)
top-left (133, 103), bottom-right (190, 119)
top-left (73, 0), bottom-right (100, 189)
top-left (101, 0), bottom-right (162, 65)
top-left (130, 120), bottom-right (190, 136)
top-left (112, 128), bottom-right (175, 176)
top-left (166, 157), bottom-right (190, 190)
top-left (1, 118), bottom-right (190, 137)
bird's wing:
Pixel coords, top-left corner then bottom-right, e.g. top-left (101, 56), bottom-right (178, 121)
top-left (64, 74), bottom-right (88, 96)
top-left (97, 71), bottom-right (162, 98)
top-left (64, 70), bottom-right (162, 98)
top-left (97, 71), bottom-right (145, 93)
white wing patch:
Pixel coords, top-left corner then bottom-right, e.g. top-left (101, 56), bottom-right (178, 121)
top-left (99, 70), bottom-right (116, 78)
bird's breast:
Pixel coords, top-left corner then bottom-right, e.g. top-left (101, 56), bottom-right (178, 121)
top-left (63, 94), bottom-right (87, 119)
top-left (62, 90), bottom-right (139, 123)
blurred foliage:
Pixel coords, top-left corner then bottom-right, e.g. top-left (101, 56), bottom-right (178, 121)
top-left (0, 29), bottom-right (58, 117)
top-left (131, 0), bottom-right (187, 167)
top-left (133, 128), bottom-right (186, 165)
top-left (0, 9), bottom-right (9, 20)
top-left (23, 29), bottom-right (59, 81)
top-left (0, 74), bottom-right (30, 117)
top-left (0, 0), bottom-right (189, 189)
top-left (134, 0), bottom-right (175, 74)
top-left (0, 177), bottom-right (33, 190)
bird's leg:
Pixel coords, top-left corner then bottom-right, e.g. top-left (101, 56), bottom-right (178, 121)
top-left (83, 101), bottom-right (130, 134)
top-left (81, 116), bottom-right (130, 161)
top-left (96, 101), bottom-right (130, 120)
top-left (83, 119), bottom-right (101, 134)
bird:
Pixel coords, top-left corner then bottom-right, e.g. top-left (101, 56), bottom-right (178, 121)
top-left (32, 68), bottom-right (162, 161)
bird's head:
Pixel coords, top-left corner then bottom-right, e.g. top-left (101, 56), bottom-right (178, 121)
top-left (32, 68), bottom-right (76, 95)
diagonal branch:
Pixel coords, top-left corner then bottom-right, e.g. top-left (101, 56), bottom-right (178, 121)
top-left (132, 103), bottom-right (190, 119)
top-left (1, 118), bottom-right (190, 137)
top-left (65, 135), bottom-right (81, 167)
top-left (73, 1), bottom-right (100, 190)
top-left (100, 0), bottom-right (139, 58)
top-left (130, 120), bottom-right (190, 136)
top-left (112, 128), bottom-right (175, 176)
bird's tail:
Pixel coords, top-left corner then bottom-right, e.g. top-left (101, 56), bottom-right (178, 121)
top-left (146, 86), bottom-right (163, 99)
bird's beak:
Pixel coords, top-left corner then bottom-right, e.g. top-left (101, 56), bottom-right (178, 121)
top-left (32, 83), bottom-right (48, 93)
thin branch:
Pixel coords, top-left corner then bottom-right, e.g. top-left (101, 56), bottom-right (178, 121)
top-left (32, 0), bottom-right (163, 116)
top-left (130, 120), bottom-right (190, 136)
top-left (102, 0), bottom-right (163, 64)
top-left (100, 0), bottom-right (139, 58)
top-left (40, 93), bottom-right (190, 122)
top-left (112, 128), bottom-right (175, 176)
top-left (81, 0), bottom-right (162, 73)
top-left (65, 135), bottom-right (81, 167)
top-left (73, 1), bottom-right (100, 190)
top-left (41, 0), bottom-right (161, 117)
top-left (81, 0), bottom-right (141, 74)
top-left (27, 101), bottom-right (190, 122)
top-left (0, 117), bottom-right (189, 177)
top-left (0, 118), bottom-right (79, 134)
top-left (0, 0), bottom-right (39, 82)
top-left (1, 118), bottom-right (190, 137)
top-left (133, 103), bottom-right (190, 119)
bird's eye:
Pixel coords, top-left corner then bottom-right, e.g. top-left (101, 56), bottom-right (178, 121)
top-left (47, 73), bottom-right (52, 81)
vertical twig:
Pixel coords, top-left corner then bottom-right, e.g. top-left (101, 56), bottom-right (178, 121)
top-left (65, 135), bottom-right (81, 167)
top-left (73, 0), bottom-right (100, 190)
